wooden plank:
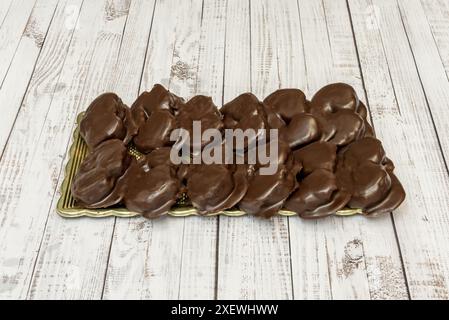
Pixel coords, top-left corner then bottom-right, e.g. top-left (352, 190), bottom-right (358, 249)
top-left (0, 1), bottom-right (13, 30)
top-left (218, 0), bottom-right (303, 300)
top-left (322, 0), bottom-right (408, 299)
top-left (26, 0), bottom-right (136, 299)
top-left (0, 0), bottom-right (37, 86)
top-left (0, 0), bottom-right (84, 299)
top-left (289, 0), bottom-right (408, 300)
top-left (216, 0), bottom-right (253, 299)
top-left (349, 0), bottom-right (449, 299)
top-left (103, 0), bottom-right (186, 300)
top-left (421, 0), bottom-right (449, 77)
top-left (104, 0), bottom-right (198, 300)
top-left (222, 0), bottom-right (294, 299)
top-left (399, 0), bottom-right (449, 162)
top-left (104, 0), bottom-right (221, 300)
top-left (0, 0), bottom-right (59, 156)
top-left (178, 0), bottom-right (227, 300)
top-left (0, 0), bottom-right (125, 299)
top-left (107, 0), bottom-right (156, 102)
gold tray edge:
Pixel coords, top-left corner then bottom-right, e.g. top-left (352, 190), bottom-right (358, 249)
top-left (56, 112), bottom-right (364, 219)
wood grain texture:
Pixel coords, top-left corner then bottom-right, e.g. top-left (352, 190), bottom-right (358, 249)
top-left (0, 0), bottom-right (59, 157)
top-left (0, 0), bottom-right (37, 86)
top-left (242, 0), bottom-right (293, 299)
top-left (0, 0), bottom-right (83, 299)
top-left (104, 0), bottom-right (184, 299)
top-left (289, 0), bottom-right (407, 300)
top-left (398, 0), bottom-right (449, 161)
top-left (349, 0), bottom-right (449, 299)
top-left (216, 0), bottom-right (254, 299)
top-left (27, 0), bottom-right (134, 299)
top-left (421, 0), bottom-right (449, 77)
top-left (0, 0), bottom-right (449, 300)
top-left (178, 0), bottom-right (227, 300)
top-left (0, 1), bottom-right (13, 31)
top-left (0, 0), bottom-right (123, 299)
top-left (104, 0), bottom-right (222, 300)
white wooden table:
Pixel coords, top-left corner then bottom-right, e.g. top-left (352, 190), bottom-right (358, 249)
top-left (1, 0), bottom-right (449, 300)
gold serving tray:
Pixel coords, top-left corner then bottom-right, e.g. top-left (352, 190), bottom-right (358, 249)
top-left (57, 113), bottom-right (363, 218)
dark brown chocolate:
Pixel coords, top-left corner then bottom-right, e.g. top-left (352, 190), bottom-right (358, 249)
top-left (263, 89), bottom-right (321, 149)
top-left (131, 84), bottom-right (184, 153)
top-left (309, 83), bottom-right (374, 144)
top-left (222, 93), bottom-right (284, 149)
top-left (73, 82), bottom-right (405, 219)
top-left (185, 164), bottom-right (248, 214)
top-left (177, 95), bottom-right (224, 149)
top-left (284, 141), bottom-right (350, 218)
top-left (239, 159), bottom-right (300, 218)
top-left (336, 137), bottom-right (405, 215)
top-left (71, 139), bottom-right (131, 208)
top-left (120, 158), bottom-right (181, 218)
top-left (239, 141), bottom-right (301, 218)
top-left (80, 93), bottom-right (137, 150)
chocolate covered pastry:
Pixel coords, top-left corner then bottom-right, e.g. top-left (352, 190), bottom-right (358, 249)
top-left (80, 93), bottom-right (137, 150)
top-left (222, 93), bottom-right (284, 150)
top-left (72, 82), bottom-right (405, 219)
top-left (119, 158), bottom-right (181, 218)
top-left (284, 141), bottom-right (350, 218)
top-left (71, 139), bottom-right (131, 208)
top-left (185, 164), bottom-right (248, 214)
top-left (264, 84), bottom-right (375, 149)
top-left (309, 83), bottom-right (374, 145)
top-left (264, 89), bottom-right (320, 149)
top-left (239, 141), bottom-right (301, 218)
top-left (131, 84), bottom-right (184, 153)
top-left (336, 137), bottom-right (405, 215)
top-left (177, 95), bottom-right (224, 150)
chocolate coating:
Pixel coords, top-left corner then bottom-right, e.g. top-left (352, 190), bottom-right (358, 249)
top-left (73, 82), bottom-right (405, 219)
top-left (71, 139), bottom-right (131, 208)
top-left (120, 159), bottom-right (181, 218)
top-left (80, 93), bottom-right (137, 150)
top-left (293, 141), bottom-right (336, 175)
top-left (309, 83), bottom-right (374, 146)
top-left (336, 137), bottom-right (405, 215)
top-left (131, 84), bottom-right (184, 153)
top-left (284, 141), bottom-right (349, 218)
top-left (284, 169), bottom-right (351, 219)
top-left (185, 164), bottom-right (248, 214)
top-left (177, 95), bottom-right (224, 149)
top-left (263, 89), bottom-right (321, 149)
top-left (222, 93), bottom-right (284, 149)
top-left (240, 157), bottom-right (301, 218)
top-left (146, 147), bottom-right (174, 168)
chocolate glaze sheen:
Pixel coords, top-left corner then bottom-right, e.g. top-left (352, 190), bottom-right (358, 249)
top-left (80, 93), bottom-right (137, 150)
top-left (131, 84), bottom-right (184, 153)
top-left (120, 158), bottom-right (181, 218)
top-left (185, 164), bottom-right (248, 214)
top-left (72, 83), bottom-right (405, 219)
top-left (71, 139), bottom-right (131, 208)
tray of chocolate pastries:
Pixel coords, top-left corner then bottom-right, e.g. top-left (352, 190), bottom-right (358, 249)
top-left (57, 83), bottom-right (405, 219)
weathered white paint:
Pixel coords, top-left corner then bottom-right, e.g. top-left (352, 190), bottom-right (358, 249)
top-left (0, 0), bottom-right (82, 299)
top-left (290, 0), bottom-right (407, 300)
top-left (0, 0), bottom-right (37, 85)
top-left (0, 0), bottom-right (448, 300)
top-left (421, 0), bottom-right (449, 77)
top-left (0, 0), bottom-right (59, 155)
top-left (349, 0), bottom-right (449, 299)
top-left (26, 0), bottom-right (134, 299)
